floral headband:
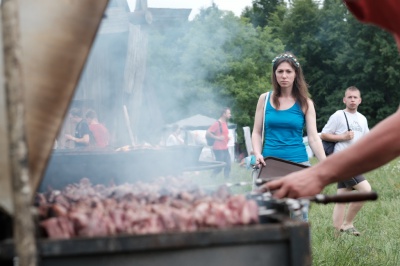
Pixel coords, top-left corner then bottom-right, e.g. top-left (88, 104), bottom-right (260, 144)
top-left (272, 54), bottom-right (300, 68)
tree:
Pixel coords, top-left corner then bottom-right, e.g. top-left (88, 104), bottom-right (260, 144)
top-left (334, 14), bottom-right (400, 126)
top-left (306, 0), bottom-right (350, 127)
top-left (242, 0), bottom-right (286, 28)
top-left (147, 5), bottom-right (284, 146)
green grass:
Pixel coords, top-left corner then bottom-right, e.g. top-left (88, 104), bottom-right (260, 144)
top-left (185, 158), bottom-right (400, 266)
top-left (311, 158), bottom-right (400, 266)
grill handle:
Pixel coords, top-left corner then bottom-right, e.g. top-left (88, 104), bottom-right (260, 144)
top-left (309, 191), bottom-right (378, 204)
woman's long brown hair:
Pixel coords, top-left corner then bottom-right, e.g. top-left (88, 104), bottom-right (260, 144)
top-left (271, 52), bottom-right (310, 114)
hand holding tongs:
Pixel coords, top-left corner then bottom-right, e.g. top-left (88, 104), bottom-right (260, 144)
top-left (254, 177), bottom-right (378, 203)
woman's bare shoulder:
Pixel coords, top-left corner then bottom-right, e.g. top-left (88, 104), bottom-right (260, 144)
top-left (306, 98), bottom-right (315, 106)
top-left (259, 91), bottom-right (273, 99)
top-left (304, 98), bottom-right (316, 115)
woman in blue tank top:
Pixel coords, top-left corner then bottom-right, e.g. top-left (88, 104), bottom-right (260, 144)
top-left (251, 52), bottom-right (326, 220)
top-left (252, 52), bottom-right (326, 165)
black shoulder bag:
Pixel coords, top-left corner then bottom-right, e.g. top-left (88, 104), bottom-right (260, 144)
top-left (322, 111), bottom-right (350, 156)
top-left (206, 121), bottom-right (222, 146)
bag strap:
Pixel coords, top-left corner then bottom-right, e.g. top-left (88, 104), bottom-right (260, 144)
top-left (218, 120), bottom-right (222, 134)
top-left (261, 91), bottom-right (271, 147)
top-left (343, 111), bottom-right (350, 131)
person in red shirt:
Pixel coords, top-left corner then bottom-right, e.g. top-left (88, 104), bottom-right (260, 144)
top-left (206, 107), bottom-right (232, 179)
top-left (261, 0), bottom-right (400, 199)
top-left (85, 109), bottom-right (110, 148)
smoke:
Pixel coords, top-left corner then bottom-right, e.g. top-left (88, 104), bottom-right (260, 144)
top-left (41, 1), bottom-right (252, 191)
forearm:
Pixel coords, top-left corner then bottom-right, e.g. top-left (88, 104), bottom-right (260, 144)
top-left (308, 136), bottom-right (326, 162)
top-left (207, 132), bottom-right (222, 142)
top-left (305, 100), bottom-right (326, 161)
top-left (210, 133), bottom-right (219, 139)
top-left (251, 132), bottom-right (263, 157)
top-left (252, 94), bottom-right (265, 157)
top-left (321, 133), bottom-right (342, 142)
top-left (75, 135), bottom-right (90, 145)
top-left (313, 110), bottom-right (400, 186)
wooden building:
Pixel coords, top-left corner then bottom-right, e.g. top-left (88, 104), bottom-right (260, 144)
top-left (60, 0), bottom-right (192, 148)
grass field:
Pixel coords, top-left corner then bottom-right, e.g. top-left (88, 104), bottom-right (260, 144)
top-left (186, 157), bottom-right (400, 266)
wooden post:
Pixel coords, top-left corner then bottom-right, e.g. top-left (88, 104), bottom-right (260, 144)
top-left (123, 105), bottom-right (136, 146)
top-left (1, 0), bottom-right (37, 265)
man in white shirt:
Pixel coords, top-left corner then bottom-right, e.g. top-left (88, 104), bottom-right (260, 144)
top-left (321, 86), bottom-right (371, 236)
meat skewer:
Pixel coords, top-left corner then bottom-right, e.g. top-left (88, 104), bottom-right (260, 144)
top-left (36, 177), bottom-right (260, 239)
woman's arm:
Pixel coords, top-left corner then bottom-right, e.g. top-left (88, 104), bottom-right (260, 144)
top-left (76, 134), bottom-right (90, 145)
top-left (252, 93), bottom-right (267, 166)
top-left (65, 133), bottom-right (90, 145)
top-left (263, 107), bottom-right (400, 198)
top-left (304, 99), bottom-right (326, 162)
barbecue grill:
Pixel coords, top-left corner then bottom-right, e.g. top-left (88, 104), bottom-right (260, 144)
top-left (0, 186), bottom-right (378, 266)
top-left (39, 145), bottom-right (210, 192)
top-left (0, 212), bottom-right (311, 266)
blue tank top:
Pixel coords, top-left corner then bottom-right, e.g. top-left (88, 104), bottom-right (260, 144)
top-left (262, 93), bottom-right (308, 163)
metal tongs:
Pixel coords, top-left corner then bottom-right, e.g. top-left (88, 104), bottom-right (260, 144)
top-left (248, 186), bottom-right (379, 219)
top-left (225, 181), bottom-right (252, 188)
top-left (305, 191), bottom-right (378, 204)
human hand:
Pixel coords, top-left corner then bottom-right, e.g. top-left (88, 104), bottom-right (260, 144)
top-left (65, 134), bottom-right (75, 141)
top-left (254, 154), bottom-right (266, 166)
top-left (342, 131), bottom-right (354, 141)
top-left (258, 169), bottom-right (325, 198)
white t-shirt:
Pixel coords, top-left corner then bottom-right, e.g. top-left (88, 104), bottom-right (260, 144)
top-left (322, 110), bottom-right (369, 153)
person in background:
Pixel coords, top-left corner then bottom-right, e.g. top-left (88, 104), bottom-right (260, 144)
top-left (65, 108), bottom-right (91, 148)
top-left (252, 52), bottom-right (326, 167)
top-left (166, 124), bottom-right (184, 146)
top-left (321, 86), bottom-right (371, 236)
top-left (251, 52), bottom-right (326, 221)
top-left (85, 109), bottom-right (110, 148)
top-left (207, 107), bottom-right (232, 179)
top-left (239, 151), bottom-right (256, 169)
top-left (260, 0), bottom-right (400, 199)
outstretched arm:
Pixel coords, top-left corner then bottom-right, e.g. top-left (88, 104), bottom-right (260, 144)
top-left (65, 133), bottom-right (90, 146)
top-left (252, 93), bottom-right (267, 166)
top-left (304, 99), bottom-right (326, 162)
top-left (262, 107), bottom-right (400, 198)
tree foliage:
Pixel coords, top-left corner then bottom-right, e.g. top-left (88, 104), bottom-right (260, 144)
top-left (146, 1), bottom-right (400, 150)
top-left (242, 0), bottom-right (286, 28)
top-left (147, 5), bottom-right (283, 144)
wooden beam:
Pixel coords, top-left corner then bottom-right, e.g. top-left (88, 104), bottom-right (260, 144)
top-left (17, 0), bottom-right (110, 198)
top-left (1, 0), bottom-right (37, 265)
top-left (0, 34), bottom-right (13, 215)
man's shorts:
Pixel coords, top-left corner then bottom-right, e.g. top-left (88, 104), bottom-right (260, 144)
top-left (337, 174), bottom-right (366, 189)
